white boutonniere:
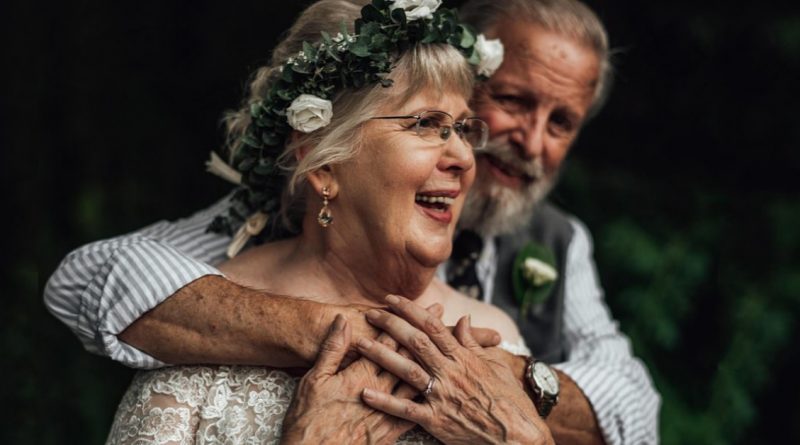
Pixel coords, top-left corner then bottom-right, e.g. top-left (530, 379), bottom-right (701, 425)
top-left (391, 0), bottom-right (442, 21)
top-left (513, 241), bottom-right (558, 317)
top-left (474, 34), bottom-right (504, 77)
top-left (522, 257), bottom-right (558, 286)
top-left (286, 94), bottom-right (333, 133)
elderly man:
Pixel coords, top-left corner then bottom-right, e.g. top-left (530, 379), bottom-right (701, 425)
top-left (45, 0), bottom-right (659, 443)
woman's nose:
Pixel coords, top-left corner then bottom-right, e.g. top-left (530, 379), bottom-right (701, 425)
top-left (439, 135), bottom-right (475, 175)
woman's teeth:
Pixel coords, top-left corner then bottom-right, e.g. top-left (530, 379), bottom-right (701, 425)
top-left (415, 195), bottom-right (455, 206)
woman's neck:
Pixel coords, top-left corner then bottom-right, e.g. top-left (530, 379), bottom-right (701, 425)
top-left (255, 216), bottom-right (438, 306)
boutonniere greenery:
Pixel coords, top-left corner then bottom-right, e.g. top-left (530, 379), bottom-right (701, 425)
top-left (512, 241), bottom-right (558, 317)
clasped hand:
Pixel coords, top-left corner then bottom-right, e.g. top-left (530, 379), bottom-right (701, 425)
top-left (282, 296), bottom-right (553, 445)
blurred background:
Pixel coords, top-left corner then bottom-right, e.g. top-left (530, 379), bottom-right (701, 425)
top-left (8, 0), bottom-right (799, 443)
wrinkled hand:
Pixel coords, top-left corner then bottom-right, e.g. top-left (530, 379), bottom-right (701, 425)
top-left (315, 302), bottom-right (502, 368)
top-left (282, 314), bottom-right (416, 445)
top-left (358, 295), bottom-right (554, 445)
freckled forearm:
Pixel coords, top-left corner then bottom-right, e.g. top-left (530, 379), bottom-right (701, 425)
top-left (119, 275), bottom-right (323, 367)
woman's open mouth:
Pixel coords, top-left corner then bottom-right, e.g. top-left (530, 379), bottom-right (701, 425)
top-left (415, 192), bottom-right (457, 224)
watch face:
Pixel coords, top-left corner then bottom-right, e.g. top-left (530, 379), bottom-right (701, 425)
top-left (532, 362), bottom-right (559, 395)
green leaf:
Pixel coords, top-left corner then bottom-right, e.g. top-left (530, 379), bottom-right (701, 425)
top-left (254, 158), bottom-right (274, 175)
top-left (276, 89), bottom-right (293, 101)
top-left (261, 131), bottom-right (281, 146)
top-left (361, 4), bottom-right (385, 23)
top-left (290, 63), bottom-right (310, 74)
top-left (459, 26), bottom-right (475, 48)
top-left (390, 7), bottom-right (407, 26)
top-left (281, 67), bottom-right (294, 82)
top-left (237, 157), bottom-right (256, 171)
top-left (373, 0), bottom-right (387, 9)
top-left (302, 41), bottom-right (316, 59)
top-left (467, 48), bottom-right (480, 65)
top-left (242, 134), bottom-right (262, 148)
top-left (349, 38), bottom-right (370, 57)
top-left (320, 31), bottom-right (332, 45)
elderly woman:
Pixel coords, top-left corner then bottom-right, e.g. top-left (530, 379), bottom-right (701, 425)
top-left (106, 1), bottom-right (551, 444)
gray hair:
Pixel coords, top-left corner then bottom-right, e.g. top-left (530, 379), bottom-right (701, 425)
top-left (223, 0), bottom-right (475, 231)
top-left (461, 0), bottom-right (613, 118)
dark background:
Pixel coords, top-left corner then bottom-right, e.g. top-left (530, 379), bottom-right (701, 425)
top-left (7, 0), bottom-right (799, 443)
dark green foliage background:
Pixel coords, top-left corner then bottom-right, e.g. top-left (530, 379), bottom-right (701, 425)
top-left (7, 0), bottom-right (798, 443)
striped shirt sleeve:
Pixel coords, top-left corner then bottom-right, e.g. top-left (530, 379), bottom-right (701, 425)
top-left (553, 219), bottom-right (661, 445)
top-left (43, 197), bottom-right (233, 369)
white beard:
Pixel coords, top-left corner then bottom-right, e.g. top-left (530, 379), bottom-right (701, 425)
top-left (459, 141), bottom-right (557, 238)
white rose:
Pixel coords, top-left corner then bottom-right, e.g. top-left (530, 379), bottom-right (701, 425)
top-left (522, 257), bottom-right (558, 286)
top-left (391, 0), bottom-right (441, 21)
top-left (286, 94), bottom-right (333, 133)
top-left (475, 34), bottom-right (504, 77)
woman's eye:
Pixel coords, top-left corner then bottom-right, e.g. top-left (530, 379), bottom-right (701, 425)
top-left (418, 117), bottom-right (438, 129)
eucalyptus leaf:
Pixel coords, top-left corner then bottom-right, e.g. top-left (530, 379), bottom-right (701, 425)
top-left (320, 31), bottom-right (332, 45)
top-left (349, 39), bottom-right (370, 57)
top-left (390, 8), bottom-right (406, 25)
top-left (237, 157), bottom-right (256, 172)
top-left (361, 4), bottom-right (384, 23)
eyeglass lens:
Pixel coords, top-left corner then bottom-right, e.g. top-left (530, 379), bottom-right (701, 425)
top-left (415, 111), bottom-right (488, 148)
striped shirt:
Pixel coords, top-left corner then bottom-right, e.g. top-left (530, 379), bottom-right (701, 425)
top-left (44, 195), bottom-right (659, 444)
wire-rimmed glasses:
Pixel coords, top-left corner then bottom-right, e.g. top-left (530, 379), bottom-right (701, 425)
top-left (371, 110), bottom-right (489, 149)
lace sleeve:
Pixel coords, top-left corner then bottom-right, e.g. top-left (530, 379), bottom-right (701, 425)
top-left (106, 365), bottom-right (441, 444)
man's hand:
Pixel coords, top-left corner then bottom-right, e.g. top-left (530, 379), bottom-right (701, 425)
top-left (482, 347), bottom-right (606, 445)
top-left (281, 315), bottom-right (415, 445)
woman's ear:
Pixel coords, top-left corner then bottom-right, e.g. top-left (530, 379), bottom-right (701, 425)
top-left (291, 131), bottom-right (313, 163)
top-left (306, 165), bottom-right (339, 200)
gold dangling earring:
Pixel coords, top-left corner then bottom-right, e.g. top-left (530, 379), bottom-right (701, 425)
top-left (317, 186), bottom-right (333, 227)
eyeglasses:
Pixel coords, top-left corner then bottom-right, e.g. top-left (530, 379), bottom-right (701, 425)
top-left (371, 111), bottom-right (489, 149)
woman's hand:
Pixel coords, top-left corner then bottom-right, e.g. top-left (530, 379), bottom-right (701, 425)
top-left (281, 314), bottom-right (415, 445)
top-left (358, 295), bottom-right (554, 445)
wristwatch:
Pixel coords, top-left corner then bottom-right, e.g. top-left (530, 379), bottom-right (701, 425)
top-left (525, 358), bottom-right (560, 419)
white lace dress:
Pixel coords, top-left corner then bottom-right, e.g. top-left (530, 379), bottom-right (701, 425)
top-left (106, 340), bottom-right (530, 445)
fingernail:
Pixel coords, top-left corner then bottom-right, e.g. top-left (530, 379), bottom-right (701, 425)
top-left (362, 388), bottom-right (375, 400)
top-left (467, 314), bottom-right (472, 326)
top-left (493, 333), bottom-right (501, 344)
top-left (357, 337), bottom-right (373, 350)
top-left (366, 309), bottom-right (381, 320)
top-left (385, 294), bottom-right (400, 305)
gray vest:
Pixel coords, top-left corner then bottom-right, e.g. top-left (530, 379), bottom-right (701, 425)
top-left (490, 203), bottom-right (574, 363)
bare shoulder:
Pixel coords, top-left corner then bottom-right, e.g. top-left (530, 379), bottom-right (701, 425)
top-left (216, 244), bottom-right (279, 290)
top-left (435, 280), bottom-right (522, 343)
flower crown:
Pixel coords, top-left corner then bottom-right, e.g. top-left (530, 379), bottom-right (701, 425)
top-left (206, 0), bottom-right (504, 257)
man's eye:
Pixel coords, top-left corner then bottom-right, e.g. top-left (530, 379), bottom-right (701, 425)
top-left (492, 94), bottom-right (527, 111)
top-left (550, 113), bottom-right (575, 134)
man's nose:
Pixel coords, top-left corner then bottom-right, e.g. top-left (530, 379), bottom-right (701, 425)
top-left (509, 114), bottom-right (545, 160)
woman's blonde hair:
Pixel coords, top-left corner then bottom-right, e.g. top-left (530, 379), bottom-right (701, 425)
top-left (222, 0), bottom-right (475, 232)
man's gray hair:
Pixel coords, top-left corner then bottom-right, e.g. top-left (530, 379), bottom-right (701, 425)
top-left (461, 0), bottom-right (613, 118)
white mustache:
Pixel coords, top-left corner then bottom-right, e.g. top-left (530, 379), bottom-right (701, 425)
top-left (474, 141), bottom-right (544, 180)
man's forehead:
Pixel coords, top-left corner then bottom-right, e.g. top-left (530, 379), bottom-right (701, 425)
top-left (488, 21), bottom-right (599, 97)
